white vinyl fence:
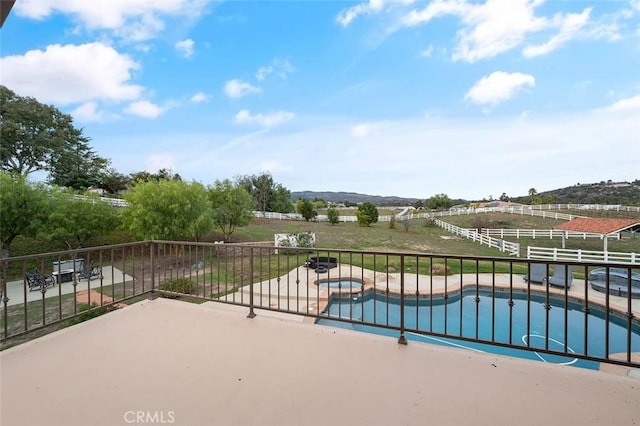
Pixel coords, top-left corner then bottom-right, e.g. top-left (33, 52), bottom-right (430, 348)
top-left (525, 204), bottom-right (640, 213)
top-left (434, 219), bottom-right (520, 256)
top-left (72, 195), bottom-right (129, 207)
top-left (527, 246), bottom-right (639, 264)
top-left (480, 229), bottom-right (620, 240)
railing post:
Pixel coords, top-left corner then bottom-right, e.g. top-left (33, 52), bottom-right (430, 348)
top-left (398, 255), bottom-right (407, 345)
top-left (150, 241), bottom-right (157, 300)
top-left (247, 247), bottom-right (256, 318)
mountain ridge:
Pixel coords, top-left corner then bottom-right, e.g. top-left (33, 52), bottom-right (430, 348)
top-left (292, 180), bottom-right (640, 206)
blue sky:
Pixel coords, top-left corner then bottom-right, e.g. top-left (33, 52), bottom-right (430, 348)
top-left (1, 0), bottom-right (639, 200)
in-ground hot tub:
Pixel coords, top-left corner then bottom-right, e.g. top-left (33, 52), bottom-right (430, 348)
top-left (589, 268), bottom-right (640, 299)
top-left (315, 278), bottom-right (364, 292)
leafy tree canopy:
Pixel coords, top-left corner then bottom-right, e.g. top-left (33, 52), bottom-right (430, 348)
top-left (42, 189), bottom-right (121, 250)
top-left (122, 180), bottom-right (211, 241)
top-left (0, 172), bottom-right (48, 258)
top-left (208, 179), bottom-right (254, 242)
top-left (426, 193), bottom-right (454, 210)
top-left (356, 202), bottom-right (379, 227)
top-left (327, 207), bottom-right (340, 225)
top-left (237, 172), bottom-right (293, 213)
top-left (0, 85), bottom-right (108, 189)
top-left (296, 198), bottom-right (317, 221)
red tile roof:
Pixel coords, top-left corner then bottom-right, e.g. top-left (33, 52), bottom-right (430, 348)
top-left (555, 218), bottom-right (640, 235)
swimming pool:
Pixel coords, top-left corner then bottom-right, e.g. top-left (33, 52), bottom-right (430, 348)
top-left (316, 288), bottom-right (640, 369)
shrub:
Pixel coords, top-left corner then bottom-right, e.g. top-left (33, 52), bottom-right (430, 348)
top-left (356, 202), bottom-right (379, 227)
top-left (327, 208), bottom-right (340, 225)
top-left (388, 216), bottom-right (397, 229)
top-left (160, 278), bottom-right (194, 296)
top-left (68, 302), bottom-right (111, 325)
top-left (431, 264), bottom-right (451, 275)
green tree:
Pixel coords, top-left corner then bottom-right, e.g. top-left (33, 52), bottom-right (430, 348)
top-left (208, 179), bottom-right (254, 242)
top-left (426, 194), bottom-right (454, 210)
top-left (47, 134), bottom-right (109, 189)
top-left (0, 86), bottom-right (108, 187)
top-left (237, 172), bottom-right (293, 214)
top-left (42, 189), bottom-right (120, 249)
top-left (327, 207), bottom-right (340, 225)
top-left (296, 199), bottom-right (317, 221)
top-left (356, 202), bottom-right (378, 227)
top-left (528, 188), bottom-right (539, 204)
top-left (129, 168), bottom-right (180, 186)
top-left (98, 168), bottom-right (130, 195)
top-left (122, 180), bottom-right (211, 240)
top-left (0, 172), bottom-right (48, 259)
top-left (270, 184), bottom-right (294, 213)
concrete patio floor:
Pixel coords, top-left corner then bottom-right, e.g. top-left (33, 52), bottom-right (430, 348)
top-left (1, 298), bottom-right (639, 426)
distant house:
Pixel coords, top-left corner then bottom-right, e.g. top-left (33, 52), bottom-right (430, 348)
top-left (87, 187), bottom-right (106, 196)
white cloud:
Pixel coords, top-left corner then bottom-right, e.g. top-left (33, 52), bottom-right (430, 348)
top-left (124, 100), bottom-right (165, 118)
top-left (351, 122), bottom-right (381, 138)
top-left (465, 71), bottom-right (535, 106)
top-left (233, 110), bottom-right (294, 128)
top-left (255, 66), bottom-right (273, 81)
top-left (190, 92), bottom-right (209, 103)
top-left (14, 0), bottom-right (211, 41)
top-left (598, 95), bottom-right (640, 113)
top-left (71, 102), bottom-right (105, 122)
top-left (223, 79), bottom-right (262, 99)
top-left (450, 0), bottom-right (549, 62)
top-left (255, 59), bottom-right (295, 81)
top-left (0, 42), bottom-right (142, 105)
top-left (400, 0), bottom-right (602, 62)
top-left (175, 38), bottom-right (195, 58)
top-left (336, 0), bottom-right (385, 27)
top-left (523, 8), bottom-right (591, 57)
top-left (402, 0), bottom-right (467, 26)
top-left (420, 45), bottom-right (434, 57)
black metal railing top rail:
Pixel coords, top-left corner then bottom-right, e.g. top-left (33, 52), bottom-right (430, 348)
top-left (1, 241), bottom-right (639, 370)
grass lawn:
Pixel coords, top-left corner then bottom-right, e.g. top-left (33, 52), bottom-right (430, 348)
top-left (233, 218), bottom-right (513, 257)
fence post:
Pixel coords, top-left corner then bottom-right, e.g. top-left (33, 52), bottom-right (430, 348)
top-left (398, 255), bottom-right (407, 345)
top-left (150, 241), bottom-right (157, 300)
top-left (247, 248), bottom-right (256, 318)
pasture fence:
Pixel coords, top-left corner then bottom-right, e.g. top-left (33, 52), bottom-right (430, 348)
top-left (527, 246), bottom-right (638, 264)
top-left (433, 219), bottom-right (520, 256)
top-left (481, 229), bottom-right (621, 240)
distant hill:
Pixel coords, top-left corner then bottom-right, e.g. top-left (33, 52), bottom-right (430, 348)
top-left (292, 180), bottom-right (640, 207)
top-left (510, 180), bottom-right (640, 205)
top-left (291, 191), bottom-right (420, 206)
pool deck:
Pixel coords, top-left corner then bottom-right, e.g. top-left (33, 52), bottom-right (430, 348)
top-left (233, 264), bottom-right (640, 317)
top-left (1, 298), bottom-right (639, 426)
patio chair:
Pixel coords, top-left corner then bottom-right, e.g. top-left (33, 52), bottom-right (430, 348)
top-left (548, 265), bottom-right (573, 289)
top-left (523, 263), bottom-right (548, 285)
top-left (25, 272), bottom-right (55, 291)
top-left (78, 262), bottom-right (100, 280)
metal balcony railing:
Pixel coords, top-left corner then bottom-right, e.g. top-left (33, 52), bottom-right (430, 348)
top-left (1, 241), bottom-right (639, 370)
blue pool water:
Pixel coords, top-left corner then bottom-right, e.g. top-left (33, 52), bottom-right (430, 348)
top-left (316, 289), bottom-right (640, 369)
